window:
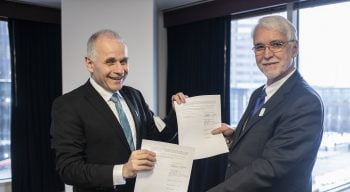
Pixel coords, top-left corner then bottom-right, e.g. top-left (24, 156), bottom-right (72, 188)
top-left (299, 2), bottom-right (350, 191)
top-left (230, 2), bottom-right (350, 191)
top-left (0, 20), bottom-right (12, 181)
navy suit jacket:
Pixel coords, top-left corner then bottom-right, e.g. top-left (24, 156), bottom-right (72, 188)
top-left (208, 71), bottom-right (324, 192)
top-left (50, 81), bottom-right (177, 192)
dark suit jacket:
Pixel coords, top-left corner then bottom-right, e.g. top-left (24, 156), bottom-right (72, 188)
top-left (207, 71), bottom-right (324, 192)
top-left (50, 81), bottom-right (177, 192)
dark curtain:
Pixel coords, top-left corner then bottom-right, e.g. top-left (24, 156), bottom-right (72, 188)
top-left (9, 19), bottom-right (64, 192)
top-left (167, 16), bottom-right (231, 192)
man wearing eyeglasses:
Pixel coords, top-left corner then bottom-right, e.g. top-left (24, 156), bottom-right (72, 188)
top-left (208, 16), bottom-right (324, 192)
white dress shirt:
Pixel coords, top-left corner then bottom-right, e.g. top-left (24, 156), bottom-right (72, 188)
top-left (264, 69), bottom-right (296, 103)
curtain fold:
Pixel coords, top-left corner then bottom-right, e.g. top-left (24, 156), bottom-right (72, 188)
top-left (167, 16), bottom-right (231, 191)
top-left (9, 19), bottom-right (64, 192)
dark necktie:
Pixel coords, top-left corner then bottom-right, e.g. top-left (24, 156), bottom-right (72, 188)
top-left (110, 93), bottom-right (135, 151)
top-left (240, 88), bottom-right (266, 134)
top-left (251, 88), bottom-right (266, 117)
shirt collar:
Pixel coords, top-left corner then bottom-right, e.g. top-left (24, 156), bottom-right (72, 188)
top-left (89, 78), bottom-right (121, 102)
top-left (265, 69), bottom-right (296, 101)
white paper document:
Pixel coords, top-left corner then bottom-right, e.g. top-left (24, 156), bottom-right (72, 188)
top-left (174, 95), bottom-right (229, 159)
top-left (134, 140), bottom-right (195, 192)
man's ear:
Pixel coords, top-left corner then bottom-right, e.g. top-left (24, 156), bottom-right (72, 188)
top-left (85, 57), bottom-right (94, 73)
top-left (292, 41), bottom-right (299, 58)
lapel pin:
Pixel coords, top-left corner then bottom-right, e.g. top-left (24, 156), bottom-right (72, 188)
top-left (259, 108), bottom-right (266, 117)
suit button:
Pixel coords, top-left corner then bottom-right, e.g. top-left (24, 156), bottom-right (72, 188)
top-left (227, 163), bottom-right (231, 168)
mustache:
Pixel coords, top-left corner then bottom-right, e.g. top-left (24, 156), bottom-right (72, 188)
top-left (261, 62), bottom-right (278, 65)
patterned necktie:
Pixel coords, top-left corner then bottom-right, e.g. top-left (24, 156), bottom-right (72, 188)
top-left (110, 93), bottom-right (135, 151)
top-left (251, 88), bottom-right (266, 117)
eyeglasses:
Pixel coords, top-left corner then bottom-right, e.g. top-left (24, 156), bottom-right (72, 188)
top-left (252, 40), bottom-right (295, 56)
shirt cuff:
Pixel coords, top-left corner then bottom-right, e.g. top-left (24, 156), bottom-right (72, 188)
top-left (154, 115), bottom-right (166, 132)
top-left (113, 165), bottom-right (126, 185)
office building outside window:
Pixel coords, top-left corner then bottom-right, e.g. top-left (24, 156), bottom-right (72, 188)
top-left (0, 20), bottom-right (12, 181)
top-left (299, 2), bottom-right (350, 191)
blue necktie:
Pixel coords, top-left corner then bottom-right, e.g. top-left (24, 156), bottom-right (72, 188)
top-left (111, 93), bottom-right (135, 151)
top-left (251, 88), bottom-right (266, 117)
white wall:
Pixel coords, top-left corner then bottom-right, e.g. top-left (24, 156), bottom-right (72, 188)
top-left (62, 0), bottom-right (158, 111)
top-left (62, 0), bottom-right (159, 191)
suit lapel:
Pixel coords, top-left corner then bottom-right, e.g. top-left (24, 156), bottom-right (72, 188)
top-left (240, 91), bottom-right (286, 136)
top-left (232, 71), bottom-right (301, 149)
top-left (234, 88), bottom-right (262, 138)
top-left (82, 81), bottom-right (131, 151)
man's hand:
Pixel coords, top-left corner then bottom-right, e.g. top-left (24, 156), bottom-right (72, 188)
top-left (171, 92), bottom-right (188, 108)
top-left (212, 123), bottom-right (235, 144)
top-left (122, 149), bottom-right (156, 178)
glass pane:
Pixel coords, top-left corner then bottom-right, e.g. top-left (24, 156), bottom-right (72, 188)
top-left (230, 12), bottom-right (286, 126)
top-left (0, 20), bottom-right (12, 181)
top-left (299, 2), bottom-right (350, 191)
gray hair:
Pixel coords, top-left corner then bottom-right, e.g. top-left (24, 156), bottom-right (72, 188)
top-left (86, 29), bottom-right (124, 61)
top-left (252, 15), bottom-right (297, 41)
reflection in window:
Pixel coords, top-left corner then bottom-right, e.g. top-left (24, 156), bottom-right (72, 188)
top-left (299, 2), bottom-right (350, 191)
top-left (0, 20), bottom-right (11, 181)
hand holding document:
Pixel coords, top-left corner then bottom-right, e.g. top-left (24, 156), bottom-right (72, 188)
top-left (134, 140), bottom-right (194, 192)
top-left (174, 95), bottom-right (229, 159)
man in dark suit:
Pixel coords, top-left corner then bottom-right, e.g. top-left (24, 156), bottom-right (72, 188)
top-left (50, 29), bottom-right (187, 192)
top-left (208, 16), bottom-right (324, 192)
